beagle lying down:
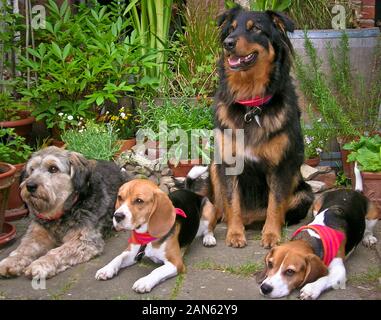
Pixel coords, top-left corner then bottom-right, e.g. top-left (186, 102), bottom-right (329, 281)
top-left (95, 179), bottom-right (217, 293)
top-left (257, 187), bottom-right (379, 300)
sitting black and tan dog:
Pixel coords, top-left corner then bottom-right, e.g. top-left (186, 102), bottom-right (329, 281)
top-left (95, 179), bottom-right (217, 293)
top-left (0, 146), bottom-right (126, 279)
top-left (257, 183), bottom-right (379, 299)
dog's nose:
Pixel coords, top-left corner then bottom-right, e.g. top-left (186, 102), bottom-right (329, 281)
top-left (260, 283), bottom-right (273, 295)
top-left (26, 182), bottom-right (38, 193)
top-left (223, 37), bottom-right (236, 51)
top-left (114, 212), bottom-right (125, 223)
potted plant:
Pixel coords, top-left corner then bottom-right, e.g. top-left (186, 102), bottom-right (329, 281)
top-left (62, 120), bottom-right (121, 161)
top-left (0, 128), bottom-right (33, 221)
top-left (0, 162), bottom-right (17, 246)
top-left (343, 135), bottom-right (381, 218)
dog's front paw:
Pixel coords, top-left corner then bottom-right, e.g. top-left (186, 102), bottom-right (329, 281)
top-left (261, 232), bottom-right (280, 249)
top-left (362, 234), bottom-right (378, 248)
top-left (132, 276), bottom-right (155, 293)
top-left (300, 283), bottom-right (322, 300)
top-left (0, 256), bottom-right (30, 278)
top-left (226, 232), bottom-right (247, 248)
top-left (95, 265), bottom-right (118, 281)
top-left (203, 233), bottom-right (217, 247)
top-left (24, 260), bottom-right (56, 280)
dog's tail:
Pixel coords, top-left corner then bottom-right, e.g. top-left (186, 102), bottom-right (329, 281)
top-left (354, 162), bottom-right (363, 192)
top-left (185, 166), bottom-right (209, 189)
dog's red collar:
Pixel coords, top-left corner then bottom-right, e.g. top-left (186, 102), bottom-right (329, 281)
top-left (236, 95), bottom-right (273, 108)
top-left (35, 194), bottom-right (79, 221)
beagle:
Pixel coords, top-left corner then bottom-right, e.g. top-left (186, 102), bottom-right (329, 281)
top-left (95, 179), bottom-right (217, 293)
top-left (257, 187), bottom-right (379, 300)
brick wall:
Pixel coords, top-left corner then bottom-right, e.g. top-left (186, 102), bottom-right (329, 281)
top-left (351, 0), bottom-right (377, 27)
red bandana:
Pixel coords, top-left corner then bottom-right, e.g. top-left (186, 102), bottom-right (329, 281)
top-left (236, 95), bottom-right (273, 108)
top-left (128, 208), bottom-right (187, 246)
top-left (292, 224), bottom-right (345, 266)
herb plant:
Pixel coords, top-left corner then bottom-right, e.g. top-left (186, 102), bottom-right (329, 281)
top-left (0, 128), bottom-right (33, 164)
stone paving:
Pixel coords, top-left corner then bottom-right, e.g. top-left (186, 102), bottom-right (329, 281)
top-left (0, 215), bottom-right (380, 300)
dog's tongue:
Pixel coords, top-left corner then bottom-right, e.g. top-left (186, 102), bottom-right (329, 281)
top-left (228, 57), bottom-right (241, 67)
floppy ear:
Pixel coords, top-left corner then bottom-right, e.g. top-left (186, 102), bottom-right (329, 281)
top-left (301, 254), bottom-right (328, 287)
top-left (147, 190), bottom-right (176, 238)
top-left (266, 11), bottom-right (295, 33)
top-left (217, 5), bottom-right (242, 41)
top-left (69, 151), bottom-right (91, 195)
top-left (256, 248), bottom-right (274, 283)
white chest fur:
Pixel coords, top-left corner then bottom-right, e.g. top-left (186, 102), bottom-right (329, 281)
top-left (144, 242), bottom-right (167, 264)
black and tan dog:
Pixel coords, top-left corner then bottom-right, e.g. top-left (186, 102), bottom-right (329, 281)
top-left (0, 146), bottom-right (126, 279)
top-left (202, 6), bottom-right (313, 249)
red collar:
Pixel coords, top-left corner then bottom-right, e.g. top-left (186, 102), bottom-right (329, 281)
top-left (128, 208), bottom-right (187, 246)
top-left (292, 224), bottom-right (345, 266)
top-left (236, 95), bottom-right (273, 108)
top-left (35, 194), bottom-right (79, 221)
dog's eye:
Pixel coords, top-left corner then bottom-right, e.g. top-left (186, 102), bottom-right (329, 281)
top-left (267, 261), bottom-right (273, 269)
top-left (285, 269), bottom-right (295, 277)
top-left (117, 195), bottom-right (123, 202)
top-left (48, 166), bottom-right (59, 174)
top-left (135, 198), bottom-right (144, 204)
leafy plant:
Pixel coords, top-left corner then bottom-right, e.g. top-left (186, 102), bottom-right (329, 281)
top-left (0, 128), bottom-right (33, 164)
top-left (99, 106), bottom-right (138, 140)
top-left (61, 121), bottom-right (121, 161)
top-left (0, 91), bottom-right (28, 121)
top-left (249, 0), bottom-right (292, 11)
top-left (19, 0), bottom-right (158, 130)
top-left (124, 0), bottom-right (173, 85)
top-left (343, 135), bottom-right (381, 172)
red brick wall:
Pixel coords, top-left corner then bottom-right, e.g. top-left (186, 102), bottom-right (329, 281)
top-left (352, 0), bottom-right (377, 28)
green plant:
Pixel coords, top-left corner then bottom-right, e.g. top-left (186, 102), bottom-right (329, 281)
top-left (61, 121), bottom-right (121, 161)
top-left (335, 171), bottom-right (351, 187)
top-left (0, 91), bottom-right (28, 121)
top-left (99, 106), bottom-right (138, 140)
top-left (343, 135), bottom-right (381, 172)
top-left (125, 0), bottom-right (173, 85)
top-left (294, 31), bottom-right (367, 143)
top-left (0, 128), bottom-right (33, 164)
top-left (19, 0), bottom-right (158, 130)
top-left (249, 0), bottom-right (292, 11)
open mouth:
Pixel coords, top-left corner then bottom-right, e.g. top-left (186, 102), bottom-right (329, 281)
top-left (227, 52), bottom-right (258, 70)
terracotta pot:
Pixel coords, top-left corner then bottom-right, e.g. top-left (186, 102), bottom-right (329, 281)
top-left (0, 222), bottom-right (16, 246)
top-left (340, 149), bottom-right (352, 177)
top-left (0, 110), bottom-right (35, 138)
top-left (0, 163), bottom-right (16, 244)
top-left (5, 163), bottom-right (28, 221)
top-left (145, 140), bottom-right (167, 160)
top-left (168, 159), bottom-right (202, 177)
top-left (353, 171), bottom-right (381, 219)
top-left (50, 139), bottom-right (66, 148)
top-left (115, 138), bottom-right (136, 157)
top-left (304, 157), bottom-right (320, 167)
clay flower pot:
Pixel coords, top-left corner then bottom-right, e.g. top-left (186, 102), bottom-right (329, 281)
top-left (5, 163), bottom-right (28, 221)
top-left (0, 163), bottom-right (17, 245)
top-left (114, 138), bottom-right (137, 157)
top-left (0, 110), bottom-right (35, 138)
top-left (168, 159), bottom-right (203, 177)
top-left (304, 157), bottom-right (320, 167)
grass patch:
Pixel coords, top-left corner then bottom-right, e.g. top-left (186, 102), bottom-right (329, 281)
top-left (0, 291), bottom-right (6, 299)
top-left (170, 273), bottom-right (185, 300)
top-left (349, 267), bottom-right (381, 287)
top-left (49, 276), bottom-right (77, 300)
top-left (195, 260), bottom-right (263, 277)
top-left (113, 295), bottom-right (129, 300)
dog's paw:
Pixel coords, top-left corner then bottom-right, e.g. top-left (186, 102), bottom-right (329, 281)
top-left (299, 283), bottom-right (322, 300)
top-left (95, 265), bottom-right (118, 281)
top-left (24, 260), bottom-right (55, 280)
top-left (132, 276), bottom-right (155, 293)
top-left (226, 232), bottom-right (247, 248)
top-left (0, 256), bottom-right (29, 278)
top-left (203, 233), bottom-right (217, 247)
top-left (261, 232), bottom-right (280, 249)
top-left (362, 234), bottom-right (378, 248)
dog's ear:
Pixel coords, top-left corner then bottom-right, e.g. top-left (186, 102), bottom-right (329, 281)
top-left (69, 151), bottom-right (91, 195)
top-left (217, 5), bottom-right (242, 41)
top-left (19, 167), bottom-right (28, 183)
top-left (266, 11), bottom-right (294, 33)
top-left (301, 254), bottom-right (328, 287)
top-left (147, 189), bottom-right (176, 238)
top-left (256, 247), bottom-right (274, 283)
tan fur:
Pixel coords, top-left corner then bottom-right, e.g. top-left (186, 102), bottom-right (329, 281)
top-left (201, 199), bottom-right (218, 233)
top-left (209, 163), bottom-right (224, 221)
top-left (251, 133), bottom-right (289, 166)
top-left (165, 224), bottom-right (185, 273)
top-left (366, 202), bottom-right (380, 220)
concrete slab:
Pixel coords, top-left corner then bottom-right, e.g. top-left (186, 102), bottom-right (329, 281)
top-left (0, 214), bottom-right (380, 300)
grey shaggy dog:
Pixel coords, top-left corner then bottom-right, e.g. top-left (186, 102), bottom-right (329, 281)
top-left (0, 146), bottom-right (127, 280)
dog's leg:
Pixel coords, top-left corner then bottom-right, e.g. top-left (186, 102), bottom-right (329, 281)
top-left (197, 198), bottom-right (217, 247)
top-left (95, 244), bottom-right (140, 280)
top-left (261, 190), bottom-right (288, 248)
top-left (209, 163), bottom-right (224, 221)
top-left (24, 227), bottom-right (103, 279)
top-left (300, 257), bottom-right (346, 300)
top-left (362, 202), bottom-right (379, 247)
top-left (0, 223), bottom-right (55, 277)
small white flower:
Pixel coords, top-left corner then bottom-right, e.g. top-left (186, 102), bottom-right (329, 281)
top-left (120, 112), bottom-right (126, 118)
top-left (67, 115), bottom-right (74, 121)
top-left (316, 148), bottom-right (323, 154)
top-left (79, 129), bottom-right (83, 133)
top-left (317, 118), bottom-right (322, 122)
top-left (58, 112), bottom-right (64, 117)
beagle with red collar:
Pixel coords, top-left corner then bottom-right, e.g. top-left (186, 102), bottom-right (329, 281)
top-left (257, 187), bottom-right (379, 299)
top-left (95, 179), bottom-right (217, 293)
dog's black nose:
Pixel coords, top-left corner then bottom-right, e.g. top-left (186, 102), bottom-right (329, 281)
top-left (223, 37), bottom-right (236, 50)
top-left (26, 182), bottom-right (38, 193)
top-left (114, 212), bottom-right (125, 223)
top-left (260, 283), bottom-right (273, 295)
